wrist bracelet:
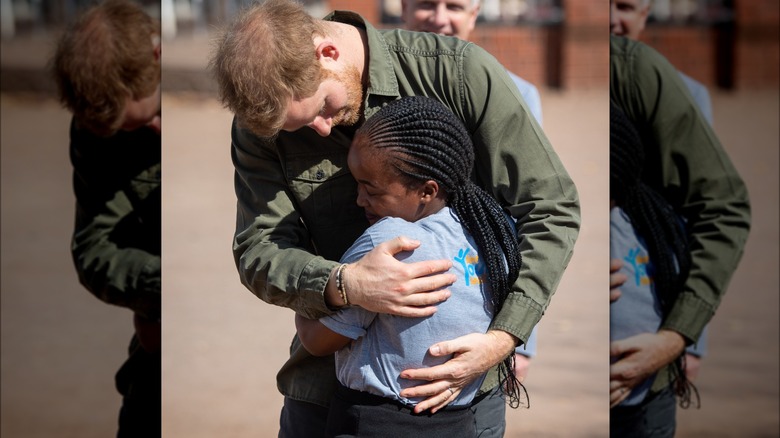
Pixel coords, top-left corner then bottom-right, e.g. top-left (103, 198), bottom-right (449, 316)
top-left (335, 263), bottom-right (349, 306)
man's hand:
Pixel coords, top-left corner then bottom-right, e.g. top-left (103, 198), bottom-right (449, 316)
top-left (684, 353), bottom-right (702, 382)
top-left (335, 236), bottom-right (456, 317)
top-left (609, 330), bottom-right (686, 407)
top-left (399, 330), bottom-right (517, 413)
top-left (513, 353), bottom-right (531, 383)
top-left (610, 258), bottom-right (627, 303)
top-left (133, 313), bottom-right (161, 353)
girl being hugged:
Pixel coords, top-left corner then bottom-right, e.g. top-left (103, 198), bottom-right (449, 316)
top-left (295, 96), bottom-right (524, 437)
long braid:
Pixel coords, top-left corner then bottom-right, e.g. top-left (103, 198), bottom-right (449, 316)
top-left (610, 102), bottom-right (699, 408)
top-left (356, 96), bottom-right (524, 406)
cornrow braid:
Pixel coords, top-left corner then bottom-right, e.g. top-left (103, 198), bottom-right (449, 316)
top-left (355, 96), bottom-right (525, 407)
top-left (610, 101), bottom-right (699, 408)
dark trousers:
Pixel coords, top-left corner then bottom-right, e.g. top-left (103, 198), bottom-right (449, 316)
top-left (279, 397), bottom-right (330, 438)
top-left (611, 387), bottom-right (677, 438)
top-left (279, 386), bottom-right (505, 438)
top-left (115, 335), bottom-right (161, 438)
top-left (325, 385), bottom-right (476, 437)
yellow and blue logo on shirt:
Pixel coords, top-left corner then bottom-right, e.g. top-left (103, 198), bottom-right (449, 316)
top-left (625, 247), bottom-right (652, 286)
top-left (454, 248), bottom-right (486, 286)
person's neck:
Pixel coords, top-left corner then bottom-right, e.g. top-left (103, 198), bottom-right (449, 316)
top-left (415, 198), bottom-right (447, 222)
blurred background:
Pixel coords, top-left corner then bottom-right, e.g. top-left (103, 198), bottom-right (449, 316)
top-left (1, 0), bottom-right (777, 437)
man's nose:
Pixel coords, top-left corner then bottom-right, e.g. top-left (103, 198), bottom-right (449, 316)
top-left (307, 116), bottom-right (332, 137)
top-left (431, 5), bottom-right (449, 28)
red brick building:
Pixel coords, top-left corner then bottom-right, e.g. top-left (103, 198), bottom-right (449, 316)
top-left (640, 1), bottom-right (779, 89)
top-left (327, 0), bottom-right (777, 90)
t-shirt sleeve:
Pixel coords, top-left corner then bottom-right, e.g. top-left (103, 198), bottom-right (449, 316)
top-left (320, 306), bottom-right (376, 340)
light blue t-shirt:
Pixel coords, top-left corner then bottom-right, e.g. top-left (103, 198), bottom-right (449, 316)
top-left (321, 207), bottom-right (494, 407)
top-left (610, 206), bottom-right (662, 406)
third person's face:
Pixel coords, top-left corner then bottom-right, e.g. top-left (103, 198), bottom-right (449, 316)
top-left (610, 0), bottom-right (650, 40)
top-left (401, 0), bottom-right (479, 40)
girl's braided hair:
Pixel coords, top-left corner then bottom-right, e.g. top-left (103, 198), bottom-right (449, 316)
top-left (610, 101), bottom-right (699, 408)
top-left (354, 96), bottom-right (525, 407)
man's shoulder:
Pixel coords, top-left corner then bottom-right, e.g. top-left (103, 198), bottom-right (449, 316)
top-left (505, 70), bottom-right (543, 123)
top-left (70, 119), bottom-right (160, 185)
top-left (677, 71), bottom-right (710, 97)
top-left (610, 34), bottom-right (642, 57)
top-left (378, 27), bottom-right (471, 54)
top-left (506, 70), bottom-right (540, 101)
top-left (506, 71), bottom-right (536, 92)
top-left (610, 35), bottom-right (665, 67)
top-left (610, 35), bottom-right (683, 95)
top-left (506, 70), bottom-right (536, 90)
top-left (71, 121), bottom-right (160, 157)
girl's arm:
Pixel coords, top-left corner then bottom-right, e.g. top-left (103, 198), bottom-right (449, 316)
top-left (295, 313), bottom-right (352, 356)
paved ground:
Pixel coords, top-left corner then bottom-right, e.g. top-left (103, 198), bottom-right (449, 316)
top-left (2, 87), bottom-right (777, 437)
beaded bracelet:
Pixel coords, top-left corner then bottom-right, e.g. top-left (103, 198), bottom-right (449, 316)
top-left (335, 263), bottom-right (349, 306)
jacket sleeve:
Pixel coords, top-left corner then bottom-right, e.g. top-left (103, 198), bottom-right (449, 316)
top-left (230, 120), bottom-right (339, 319)
top-left (461, 44), bottom-right (581, 347)
top-left (610, 37), bottom-right (751, 344)
top-left (70, 126), bottom-right (161, 320)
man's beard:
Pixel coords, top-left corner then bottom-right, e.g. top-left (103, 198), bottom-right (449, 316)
top-left (324, 65), bottom-right (364, 127)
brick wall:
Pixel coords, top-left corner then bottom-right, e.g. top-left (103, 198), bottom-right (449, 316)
top-left (326, 0), bottom-right (610, 90)
top-left (734, 0), bottom-right (779, 88)
top-left (640, 26), bottom-right (718, 87)
top-left (326, 1), bottom-right (778, 90)
top-left (328, 0), bottom-right (379, 24)
top-left (470, 26), bottom-right (547, 87)
top-left (640, 2), bottom-right (779, 89)
top-left (563, 0), bottom-right (609, 89)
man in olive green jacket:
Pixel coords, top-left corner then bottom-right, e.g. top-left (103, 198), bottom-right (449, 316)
top-left (609, 35), bottom-right (750, 432)
top-left (53, 1), bottom-right (162, 436)
top-left (212, 1), bottom-right (580, 435)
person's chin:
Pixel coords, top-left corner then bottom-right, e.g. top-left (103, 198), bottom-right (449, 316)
top-left (365, 213), bottom-right (379, 225)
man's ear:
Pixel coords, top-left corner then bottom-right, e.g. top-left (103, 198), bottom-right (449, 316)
top-left (314, 39), bottom-right (339, 62)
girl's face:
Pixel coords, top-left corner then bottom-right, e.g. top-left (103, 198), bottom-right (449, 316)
top-left (347, 141), bottom-right (427, 225)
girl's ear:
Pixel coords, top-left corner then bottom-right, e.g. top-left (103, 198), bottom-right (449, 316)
top-left (420, 180), bottom-right (439, 203)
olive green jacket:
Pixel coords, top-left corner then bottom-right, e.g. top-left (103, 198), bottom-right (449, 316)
top-left (70, 119), bottom-right (161, 320)
top-left (610, 36), bottom-right (751, 392)
top-left (232, 12), bottom-right (580, 407)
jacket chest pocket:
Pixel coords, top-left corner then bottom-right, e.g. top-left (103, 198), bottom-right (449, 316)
top-left (286, 153), bottom-right (367, 260)
top-left (129, 162), bottom-right (162, 203)
top-left (128, 163), bottom-right (162, 230)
